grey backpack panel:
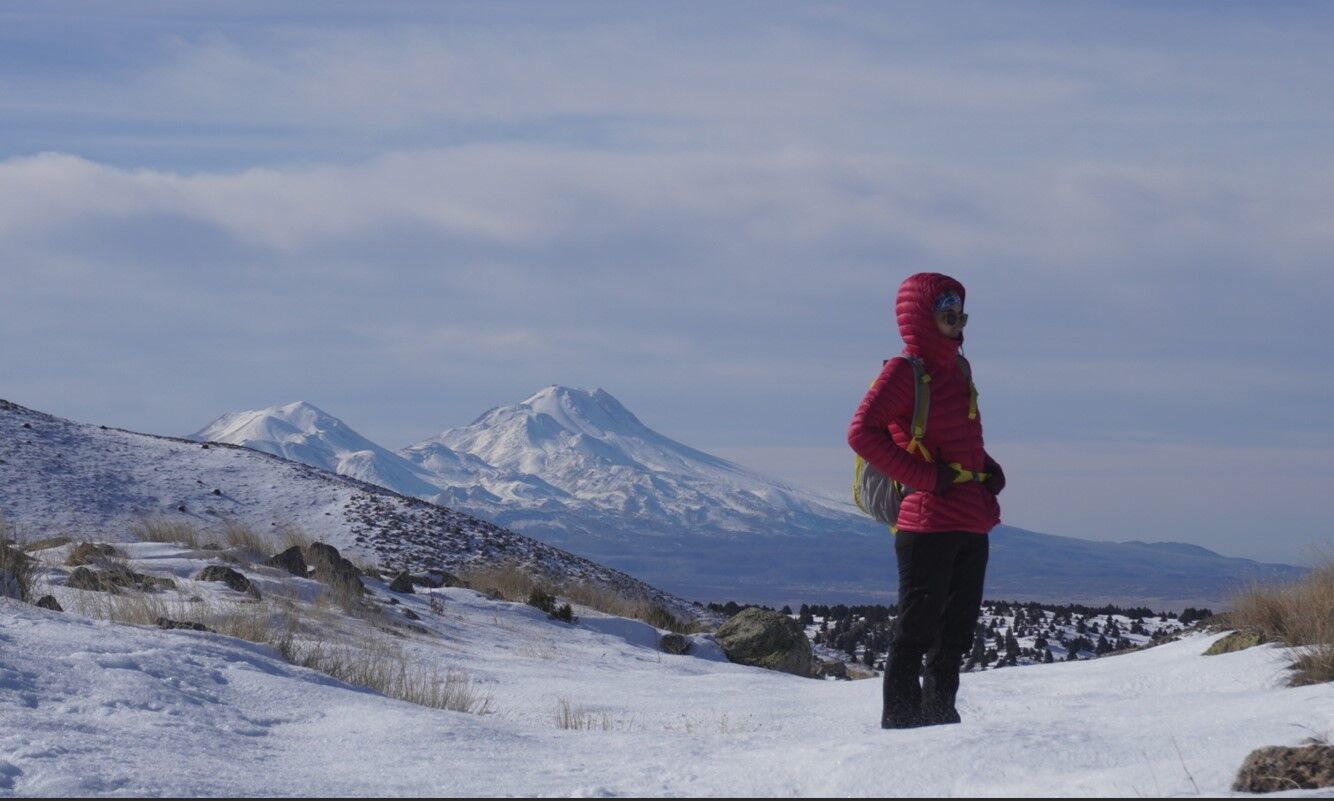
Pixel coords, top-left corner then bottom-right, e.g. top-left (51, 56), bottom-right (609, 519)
top-left (855, 461), bottom-right (916, 526)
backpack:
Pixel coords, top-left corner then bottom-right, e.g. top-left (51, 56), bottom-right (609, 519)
top-left (852, 354), bottom-right (979, 533)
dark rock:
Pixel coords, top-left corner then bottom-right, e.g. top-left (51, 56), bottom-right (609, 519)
top-left (91, 563), bottom-right (175, 593)
top-left (844, 664), bottom-right (878, 681)
top-left (35, 595), bottom-right (63, 612)
top-left (212, 488), bottom-right (222, 496)
top-left (659, 633), bottom-right (692, 655)
top-left (714, 607), bottom-right (815, 677)
top-left (122, 570), bottom-right (176, 592)
top-left (306, 542), bottom-right (364, 595)
top-left (65, 542), bottom-right (120, 567)
top-left (194, 565), bottom-right (260, 598)
top-left (389, 571), bottom-right (416, 594)
top-left (403, 608), bottom-right (421, 621)
top-left (387, 597), bottom-right (400, 605)
top-left (266, 546), bottom-right (308, 577)
top-left (1234, 745), bottom-right (1334, 793)
top-left (155, 617), bottom-right (211, 632)
top-left (413, 571), bottom-right (461, 589)
top-left (817, 659), bottom-right (849, 680)
top-left (66, 566), bottom-right (109, 592)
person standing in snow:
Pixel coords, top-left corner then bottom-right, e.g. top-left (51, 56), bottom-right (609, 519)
top-left (846, 272), bottom-right (1005, 729)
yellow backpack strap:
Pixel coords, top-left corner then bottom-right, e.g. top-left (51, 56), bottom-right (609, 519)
top-left (852, 453), bottom-right (867, 509)
top-left (903, 356), bottom-right (933, 463)
top-left (957, 354), bottom-right (979, 421)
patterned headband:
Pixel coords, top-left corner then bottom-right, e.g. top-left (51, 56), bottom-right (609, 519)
top-left (933, 290), bottom-right (963, 313)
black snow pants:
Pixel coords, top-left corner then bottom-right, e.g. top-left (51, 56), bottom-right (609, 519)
top-left (883, 530), bottom-right (989, 728)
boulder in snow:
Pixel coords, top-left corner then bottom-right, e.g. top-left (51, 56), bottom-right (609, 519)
top-left (1204, 630), bottom-right (1267, 655)
top-left (659, 633), bottom-right (692, 655)
top-left (266, 546), bottom-right (308, 578)
top-left (306, 542), bottom-right (364, 594)
top-left (1233, 744), bottom-right (1334, 793)
top-left (389, 571), bottom-right (416, 594)
top-left (714, 607), bottom-right (814, 677)
top-left (194, 565), bottom-right (260, 598)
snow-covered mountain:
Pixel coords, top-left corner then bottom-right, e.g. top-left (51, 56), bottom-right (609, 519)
top-left (410, 385), bottom-right (850, 530)
top-left (191, 387), bottom-right (1308, 608)
top-left (0, 398), bottom-right (702, 623)
top-left (191, 401), bottom-right (446, 499)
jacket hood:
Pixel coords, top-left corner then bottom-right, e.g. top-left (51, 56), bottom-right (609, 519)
top-left (895, 272), bottom-right (966, 370)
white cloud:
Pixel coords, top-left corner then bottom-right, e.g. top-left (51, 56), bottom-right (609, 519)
top-left (2, 2), bottom-right (1333, 558)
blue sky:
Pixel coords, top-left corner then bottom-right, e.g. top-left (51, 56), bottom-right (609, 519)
top-left (3, 2), bottom-right (1332, 564)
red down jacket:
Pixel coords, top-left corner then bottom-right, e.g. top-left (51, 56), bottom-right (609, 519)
top-left (846, 273), bottom-right (1001, 535)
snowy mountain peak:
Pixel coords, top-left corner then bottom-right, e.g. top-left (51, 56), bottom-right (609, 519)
top-left (192, 400), bottom-right (344, 445)
top-left (516, 385), bottom-right (647, 439)
top-left (191, 401), bottom-right (446, 498)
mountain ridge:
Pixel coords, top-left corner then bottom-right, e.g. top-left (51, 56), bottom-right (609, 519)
top-left (187, 388), bottom-right (1308, 607)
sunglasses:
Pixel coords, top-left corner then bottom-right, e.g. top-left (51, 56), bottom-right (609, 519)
top-left (938, 309), bottom-right (968, 327)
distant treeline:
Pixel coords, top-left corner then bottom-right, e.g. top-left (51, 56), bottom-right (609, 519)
top-left (703, 598), bottom-right (1214, 671)
top-left (705, 599), bottom-right (1214, 624)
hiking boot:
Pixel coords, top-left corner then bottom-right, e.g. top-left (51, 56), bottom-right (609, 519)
top-left (921, 664), bottom-right (962, 725)
top-left (882, 648), bottom-right (925, 730)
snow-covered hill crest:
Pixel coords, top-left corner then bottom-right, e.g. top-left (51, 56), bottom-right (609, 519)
top-left (0, 398), bottom-right (702, 623)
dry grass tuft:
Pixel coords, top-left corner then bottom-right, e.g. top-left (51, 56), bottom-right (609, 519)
top-left (71, 571), bottom-right (491, 715)
top-left (1, 531), bottom-right (40, 602)
top-left (220, 518), bottom-right (272, 555)
top-left (275, 523), bottom-right (316, 554)
top-left (555, 698), bottom-right (617, 731)
top-left (458, 562), bottom-right (544, 603)
top-left (276, 633), bottom-right (493, 714)
top-left (458, 562), bottom-right (701, 633)
top-left (313, 574), bottom-right (380, 621)
top-left (131, 517), bottom-right (202, 548)
top-left (1230, 561), bottom-right (1334, 685)
top-left (557, 580), bottom-right (698, 634)
top-left (69, 587), bottom-right (281, 642)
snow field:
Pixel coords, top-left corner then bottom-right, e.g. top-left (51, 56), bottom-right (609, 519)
top-left (4, 540), bottom-right (1333, 798)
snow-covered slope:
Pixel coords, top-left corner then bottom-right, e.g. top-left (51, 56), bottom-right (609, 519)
top-left (192, 387), bottom-right (1307, 608)
top-left (0, 398), bottom-right (701, 622)
top-left (3, 592), bottom-right (1329, 796)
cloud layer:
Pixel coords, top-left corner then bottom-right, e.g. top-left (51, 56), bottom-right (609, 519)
top-left (2, 1), bottom-right (1332, 562)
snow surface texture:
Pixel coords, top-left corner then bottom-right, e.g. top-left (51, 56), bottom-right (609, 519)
top-left (0, 399), bottom-right (704, 625)
top-left (191, 388), bottom-right (1306, 607)
top-left (4, 591), bottom-right (1331, 797)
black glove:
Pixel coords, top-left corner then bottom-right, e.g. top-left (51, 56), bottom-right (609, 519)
top-left (983, 455), bottom-right (1006, 496)
top-left (933, 462), bottom-right (959, 496)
